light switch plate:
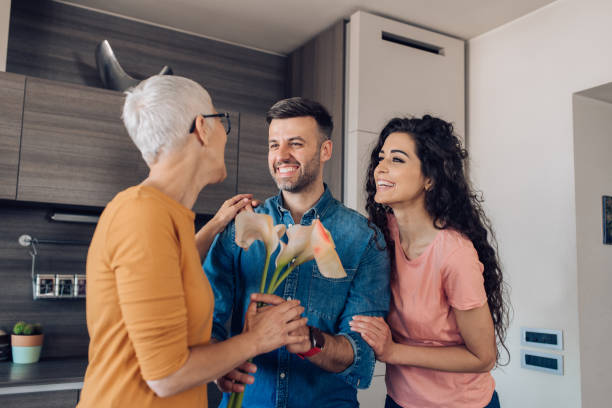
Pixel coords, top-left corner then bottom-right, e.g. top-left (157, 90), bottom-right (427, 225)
top-left (521, 327), bottom-right (563, 350)
top-left (521, 349), bottom-right (563, 375)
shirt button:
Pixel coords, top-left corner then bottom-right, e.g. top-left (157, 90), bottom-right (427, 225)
top-left (280, 372), bottom-right (286, 379)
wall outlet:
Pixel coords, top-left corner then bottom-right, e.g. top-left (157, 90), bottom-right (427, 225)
top-left (35, 274), bottom-right (56, 298)
top-left (55, 274), bottom-right (75, 297)
top-left (74, 274), bottom-right (86, 298)
top-left (34, 273), bottom-right (86, 299)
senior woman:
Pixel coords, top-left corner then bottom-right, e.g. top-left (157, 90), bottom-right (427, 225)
top-left (77, 75), bottom-right (308, 408)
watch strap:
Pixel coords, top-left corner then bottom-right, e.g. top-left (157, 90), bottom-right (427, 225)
top-left (297, 346), bottom-right (322, 359)
top-left (297, 326), bottom-right (324, 359)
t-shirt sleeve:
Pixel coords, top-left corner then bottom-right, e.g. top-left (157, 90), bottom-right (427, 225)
top-left (441, 245), bottom-right (487, 310)
top-left (107, 198), bottom-right (189, 381)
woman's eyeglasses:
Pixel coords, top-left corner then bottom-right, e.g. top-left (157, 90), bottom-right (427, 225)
top-left (190, 112), bottom-right (231, 135)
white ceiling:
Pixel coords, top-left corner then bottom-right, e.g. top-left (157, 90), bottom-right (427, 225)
top-left (57, 0), bottom-right (557, 55)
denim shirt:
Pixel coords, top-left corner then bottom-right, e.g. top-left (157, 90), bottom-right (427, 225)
top-left (203, 186), bottom-right (390, 408)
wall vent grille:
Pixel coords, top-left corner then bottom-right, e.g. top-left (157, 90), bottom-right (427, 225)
top-left (381, 31), bottom-right (444, 55)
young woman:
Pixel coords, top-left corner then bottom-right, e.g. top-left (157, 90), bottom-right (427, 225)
top-left (350, 115), bottom-right (509, 408)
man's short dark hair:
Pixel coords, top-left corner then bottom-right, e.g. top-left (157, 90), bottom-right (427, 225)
top-left (266, 97), bottom-right (333, 141)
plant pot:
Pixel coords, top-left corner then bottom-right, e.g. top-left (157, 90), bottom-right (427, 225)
top-left (11, 334), bottom-right (44, 364)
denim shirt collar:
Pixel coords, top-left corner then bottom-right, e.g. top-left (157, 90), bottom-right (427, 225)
top-left (272, 183), bottom-right (334, 222)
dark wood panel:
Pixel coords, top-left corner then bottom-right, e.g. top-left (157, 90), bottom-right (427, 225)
top-left (17, 77), bottom-right (238, 213)
top-left (289, 21), bottom-right (345, 201)
top-left (0, 72), bottom-right (25, 200)
top-left (7, 0), bottom-right (287, 115)
top-left (192, 111), bottom-right (239, 214)
top-left (18, 77), bottom-right (146, 207)
top-left (237, 112), bottom-right (278, 200)
top-left (0, 390), bottom-right (79, 408)
top-left (0, 203), bottom-right (95, 358)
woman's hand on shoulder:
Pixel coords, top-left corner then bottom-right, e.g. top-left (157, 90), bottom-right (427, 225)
top-left (350, 315), bottom-right (395, 363)
top-left (211, 193), bottom-right (260, 233)
top-left (195, 194), bottom-right (260, 260)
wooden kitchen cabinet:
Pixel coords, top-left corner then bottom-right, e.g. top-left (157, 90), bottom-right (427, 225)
top-left (16, 77), bottom-right (238, 214)
top-left (18, 77), bottom-right (146, 207)
top-left (0, 72), bottom-right (25, 200)
top-left (237, 111), bottom-right (278, 200)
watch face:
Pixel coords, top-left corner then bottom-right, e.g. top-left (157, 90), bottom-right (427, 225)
top-left (311, 327), bottom-right (325, 349)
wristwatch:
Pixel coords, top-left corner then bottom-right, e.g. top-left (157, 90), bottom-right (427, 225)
top-left (297, 326), bottom-right (325, 359)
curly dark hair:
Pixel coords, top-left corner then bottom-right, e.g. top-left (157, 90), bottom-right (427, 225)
top-left (365, 115), bottom-right (510, 365)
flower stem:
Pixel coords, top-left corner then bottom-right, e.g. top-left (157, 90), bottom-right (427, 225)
top-left (228, 391), bottom-right (237, 407)
top-left (266, 264), bottom-right (285, 294)
top-left (258, 250), bottom-right (271, 294)
top-left (268, 264), bottom-right (295, 294)
top-left (235, 390), bottom-right (245, 407)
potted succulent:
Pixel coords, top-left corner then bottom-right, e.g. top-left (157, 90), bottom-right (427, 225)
top-left (11, 321), bottom-right (44, 364)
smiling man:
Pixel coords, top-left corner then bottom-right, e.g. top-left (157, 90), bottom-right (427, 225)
top-left (203, 97), bottom-right (390, 408)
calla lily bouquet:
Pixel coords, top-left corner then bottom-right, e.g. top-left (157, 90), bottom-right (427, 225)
top-left (227, 211), bottom-right (346, 408)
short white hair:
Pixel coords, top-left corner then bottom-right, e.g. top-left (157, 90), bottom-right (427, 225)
top-left (122, 75), bottom-right (214, 164)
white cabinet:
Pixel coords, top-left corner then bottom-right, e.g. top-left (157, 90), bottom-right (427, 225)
top-left (346, 12), bottom-right (465, 404)
top-left (344, 11), bottom-right (465, 214)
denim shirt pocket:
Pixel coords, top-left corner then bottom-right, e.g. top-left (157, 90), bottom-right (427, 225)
top-left (308, 265), bottom-right (356, 321)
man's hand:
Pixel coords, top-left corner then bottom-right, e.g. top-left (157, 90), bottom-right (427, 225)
top-left (286, 324), bottom-right (311, 354)
top-left (215, 361), bottom-right (257, 393)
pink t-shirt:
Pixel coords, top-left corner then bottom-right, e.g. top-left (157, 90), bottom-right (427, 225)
top-left (385, 214), bottom-right (495, 408)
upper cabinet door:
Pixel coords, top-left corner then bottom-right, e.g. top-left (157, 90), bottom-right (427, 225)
top-left (18, 77), bottom-right (146, 207)
top-left (17, 78), bottom-right (239, 212)
top-left (344, 11), bottom-right (465, 214)
top-left (346, 11), bottom-right (465, 136)
top-left (0, 72), bottom-right (25, 200)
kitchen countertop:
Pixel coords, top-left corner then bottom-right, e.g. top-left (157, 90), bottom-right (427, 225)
top-left (0, 357), bottom-right (87, 389)
top-left (0, 357), bottom-right (223, 404)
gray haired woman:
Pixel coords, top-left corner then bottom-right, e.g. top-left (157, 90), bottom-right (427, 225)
top-left (78, 75), bottom-right (308, 408)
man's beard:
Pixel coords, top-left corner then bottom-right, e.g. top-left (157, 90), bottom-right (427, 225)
top-left (271, 154), bottom-right (321, 193)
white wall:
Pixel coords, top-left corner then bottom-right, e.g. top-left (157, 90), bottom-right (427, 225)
top-left (0, 0), bottom-right (10, 72)
top-left (572, 93), bottom-right (612, 408)
top-left (468, 0), bottom-right (612, 406)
